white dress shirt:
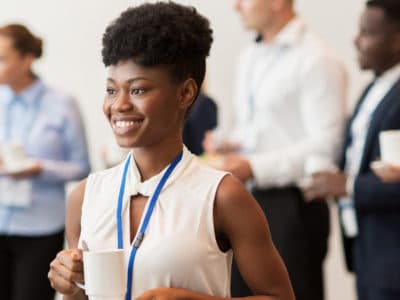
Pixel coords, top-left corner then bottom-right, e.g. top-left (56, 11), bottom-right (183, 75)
top-left (228, 17), bottom-right (347, 188)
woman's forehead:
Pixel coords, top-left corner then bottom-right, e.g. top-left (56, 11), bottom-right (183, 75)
top-left (106, 61), bottom-right (175, 85)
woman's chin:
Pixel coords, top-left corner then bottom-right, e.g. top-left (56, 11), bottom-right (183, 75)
top-left (114, 136), bottom-right (140, 149)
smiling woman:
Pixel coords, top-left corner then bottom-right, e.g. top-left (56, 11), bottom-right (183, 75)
top-left (48, 2), bottom-right (294, 300)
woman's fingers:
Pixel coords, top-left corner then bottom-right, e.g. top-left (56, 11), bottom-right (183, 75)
top-left (48, 249), bottom-right (84, 295)
top-left (50, 258), bottom-right (84, 284)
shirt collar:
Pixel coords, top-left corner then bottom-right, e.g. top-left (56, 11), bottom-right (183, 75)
top-left (127, 145), bottom-right (193, 197)
top-left (375, 63), bottom-right (400, 87)
top-left (273, 17), bottom-right (305, 47)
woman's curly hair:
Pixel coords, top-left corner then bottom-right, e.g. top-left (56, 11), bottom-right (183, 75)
top-left (102, 1), bottom-right (213, 89)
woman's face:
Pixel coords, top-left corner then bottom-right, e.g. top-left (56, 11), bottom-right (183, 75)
top-left (103, 59), bottom-right (194, 149)
top-left (0, 35), bottom-right (32, 85)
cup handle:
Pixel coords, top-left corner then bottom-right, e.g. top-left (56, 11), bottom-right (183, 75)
top-left (75, 282), bottom-right (85, 290)
top-left (75, 239), bottom-right (89, 290)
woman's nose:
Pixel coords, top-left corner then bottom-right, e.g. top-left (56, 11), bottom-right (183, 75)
top-left (112, 91), bottom-right (133, 112)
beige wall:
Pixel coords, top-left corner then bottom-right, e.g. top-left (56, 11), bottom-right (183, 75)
top-left (1, 1), bottom-right (369, 299)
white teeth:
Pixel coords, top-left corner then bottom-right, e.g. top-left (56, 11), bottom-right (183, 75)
top-left (115, 120), bottom-right (140, 128)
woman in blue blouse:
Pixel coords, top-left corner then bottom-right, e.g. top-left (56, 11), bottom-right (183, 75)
top-left (0, 24), bottom-right (90, 300)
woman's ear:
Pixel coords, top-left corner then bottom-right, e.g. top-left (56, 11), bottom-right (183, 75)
top-left (179, 78), bottom-right (198, 111)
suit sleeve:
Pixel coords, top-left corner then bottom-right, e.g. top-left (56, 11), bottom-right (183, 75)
top-left (354, 97), bottom-right (400, 212)
top-left (354, 173), bottom-right (400, 212)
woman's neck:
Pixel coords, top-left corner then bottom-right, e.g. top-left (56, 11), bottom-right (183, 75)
top-left (9, 72), bottom-right (35, 93)
top-left (132, 134), bottom-right (183, 181)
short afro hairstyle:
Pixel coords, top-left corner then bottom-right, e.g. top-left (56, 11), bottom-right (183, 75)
top-left (367, 0), bottom-right (400, 25)
top-left (102, 1), bottom-right (213, 92)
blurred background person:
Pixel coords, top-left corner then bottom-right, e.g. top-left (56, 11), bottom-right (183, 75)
top-left (183, 92), bottom-right (217, 156)
top-left (0, 24), bottom-right (90, 300)
top-left (302, 0), bottom-right (400, 299)
top-left (203, 0), bottom-right (346, 299)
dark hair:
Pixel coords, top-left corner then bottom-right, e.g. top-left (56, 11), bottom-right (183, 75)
top-left (367, 0), bottom-right (400, 23)
top-left (0, 24), bottom-right (43, 58)
top-left (102, 2), bottom-right (213, 90)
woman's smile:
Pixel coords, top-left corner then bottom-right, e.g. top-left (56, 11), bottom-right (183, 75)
top-left (111, 115), bottom-right (145, 135)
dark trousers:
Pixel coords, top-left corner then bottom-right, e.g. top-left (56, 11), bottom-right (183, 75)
top-left (357, 282), bottom-right (400, 300)
top-left (231, 187), bottom-right (329, 300)
top-left (0, 230), bottom-right (64, 300)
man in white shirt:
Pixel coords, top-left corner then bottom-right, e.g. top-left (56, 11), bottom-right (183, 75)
top-left (302, 1), bottom-right (400, 299)
top-left (203, 0), bottom-right (346, 299)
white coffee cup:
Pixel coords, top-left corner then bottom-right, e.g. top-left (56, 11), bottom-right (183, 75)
top-left (78, 249), bottom-right (126, 299)
top-left (379, 130), bottom-right (400, 165)
top-left (0, 142), bottom-right (27, 172)
top-left (298, 155), bottom-right (338, 188)
top-left (304, 155), bottom-right (338, 175)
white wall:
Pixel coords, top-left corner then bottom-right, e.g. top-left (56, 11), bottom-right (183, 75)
top-left (1, 1), bottom-right (369, 299)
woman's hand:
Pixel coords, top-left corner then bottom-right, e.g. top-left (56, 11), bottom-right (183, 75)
top-left (48, 249), bottom-right (84, 296)
top-left (6, 162), bottom-right (42, 179)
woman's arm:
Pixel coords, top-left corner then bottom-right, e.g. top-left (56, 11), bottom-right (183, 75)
top-left (213, 175), bottom-right (294, 300)
top-left (48, 179), bottom-right (88, 300)
top-left (137, 175), bottom-right (294, 300)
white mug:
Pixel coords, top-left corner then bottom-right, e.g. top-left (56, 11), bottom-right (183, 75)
top-left (77, 249), bottom-right (126, 300)
top-left (0, 142), bottom-right (27, 172)
top-left (379, 130), bottom-right (400, 165)
top-left (298, 155), bottom-right (338, 188)
top-left (304, 155), bottom-right (338, 175)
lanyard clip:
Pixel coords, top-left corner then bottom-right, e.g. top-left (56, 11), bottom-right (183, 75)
top-left (133, 232), bottom-right (144, 248)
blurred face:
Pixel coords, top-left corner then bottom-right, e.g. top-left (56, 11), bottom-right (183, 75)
top-left (234, 0), bottom-right (276, 31)
top-left (0, 35), bottom-right (33, 85)
top-left (354, 7), bottom-right (400, 74)
top-left (103, 60), bottom-right (194, 149)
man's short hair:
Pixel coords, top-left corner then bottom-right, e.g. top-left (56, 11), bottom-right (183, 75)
top-left (367, 0), bottom-right (400, 23)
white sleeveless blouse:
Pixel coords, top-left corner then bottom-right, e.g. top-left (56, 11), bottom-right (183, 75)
top-left (79, 147), bottom-right (232, 299)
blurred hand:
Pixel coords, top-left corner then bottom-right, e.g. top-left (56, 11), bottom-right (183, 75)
top-left (48, 249), bottom-right (84, 296)
top-left (301, 171), bottom-right (347, 202)
top-left (219, 153), bottom-right (253, 182)
top-left (371, 161), bottom-right (400, 182)
top-left (6, 162), bottom-right (42, 179)
top-left (202, 130), bottom-right (241, 155)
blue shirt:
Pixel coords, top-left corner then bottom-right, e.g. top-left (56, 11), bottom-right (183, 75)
top-left (0, 79), bottom-right (90, 236)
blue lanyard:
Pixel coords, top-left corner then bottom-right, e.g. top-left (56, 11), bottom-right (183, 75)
top-left (4, 86), bottom-right (44, 141)
top-left (116, 151), bottom-right (183, 300)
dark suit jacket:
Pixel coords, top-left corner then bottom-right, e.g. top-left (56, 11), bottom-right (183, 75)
top-left (339, 78), bottom-right (400, 290)
top-left (183, 94), bottom-right (217, 155)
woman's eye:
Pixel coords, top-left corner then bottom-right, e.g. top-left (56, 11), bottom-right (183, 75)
top-left (106, 88), bottom-right (116, 95)
top-left (131, 88), bottom-right (145, 95)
